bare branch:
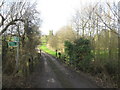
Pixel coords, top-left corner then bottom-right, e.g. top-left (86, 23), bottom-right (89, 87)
top-left (0, 13), bottom-right (5, 26)
top-left (95, 12), bottom-right (119, 36)
top-left (0, 19), bottom-right (25, 35)
top-left (106, 2), bottom-right (120, 19)
top-left (0, 1), bottom-right (4, 8)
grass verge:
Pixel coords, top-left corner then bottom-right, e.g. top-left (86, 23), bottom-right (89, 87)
top-left (39, 45), bottom-right (56, 56)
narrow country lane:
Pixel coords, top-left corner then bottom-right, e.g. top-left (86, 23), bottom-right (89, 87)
top-left (27, 51), bottom-right (99, 88)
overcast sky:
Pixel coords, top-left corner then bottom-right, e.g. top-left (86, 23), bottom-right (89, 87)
top-left (35, 0), bottom-right (119, 35)
top-left (2, 0), bottom-right (119, 35)
top-left (36, 0), bottom-right (97, 35)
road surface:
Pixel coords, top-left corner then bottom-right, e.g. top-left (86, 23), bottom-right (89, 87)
top-left (26, 51), bottom-right (99, 88)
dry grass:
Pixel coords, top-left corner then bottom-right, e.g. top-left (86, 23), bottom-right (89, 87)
top-left (2, 74), bottom-right (26, 88)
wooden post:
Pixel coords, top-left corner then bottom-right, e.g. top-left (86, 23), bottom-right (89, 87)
top-left (16, 40), bottom-right (19, 72)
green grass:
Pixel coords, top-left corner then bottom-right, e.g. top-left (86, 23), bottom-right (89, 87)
top-left (40, 45), bottom-right (56, 56)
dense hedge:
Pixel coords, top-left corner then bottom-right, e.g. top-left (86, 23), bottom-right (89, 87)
top-left (64, 38), bottom-right (93, 72)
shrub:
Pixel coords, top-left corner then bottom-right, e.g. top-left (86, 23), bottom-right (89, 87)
top-left (64, 38), bottom-right (93, 71)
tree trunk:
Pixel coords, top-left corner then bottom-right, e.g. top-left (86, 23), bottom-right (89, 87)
top-left (118, 36), bottom-right (120, 87)
top-left (108, 31), bottom-right (112, 60)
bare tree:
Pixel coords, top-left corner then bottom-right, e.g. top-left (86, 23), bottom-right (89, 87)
top-left (1, 1), bottom-right (42, 76)
top-left (72, 2), bottom-right (99, 38)
top-left (0, 1), bottom-right (42, 36)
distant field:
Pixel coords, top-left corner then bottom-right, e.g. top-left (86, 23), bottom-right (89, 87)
top-left (40, 45), bottom-right (56, 56)
top-left (39, 42), bottom-right (118, 62)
